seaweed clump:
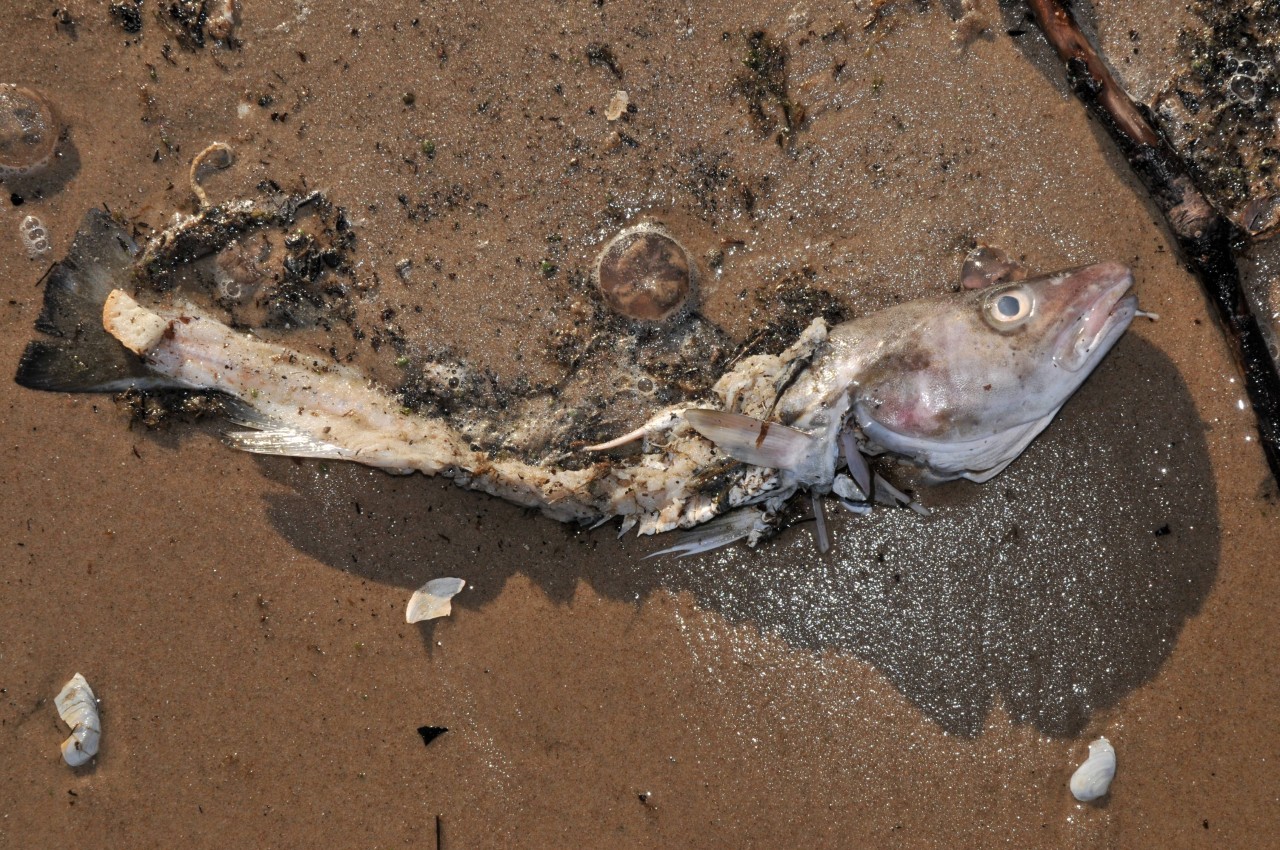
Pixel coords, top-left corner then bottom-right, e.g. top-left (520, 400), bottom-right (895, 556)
top-left (117, 387), bottom-right (228, 430)
top-left (735, 30), bottom-right (806, 146)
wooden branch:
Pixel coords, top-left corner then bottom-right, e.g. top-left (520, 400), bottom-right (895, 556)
top-left (1028, 0), bottom-right (1280, 485)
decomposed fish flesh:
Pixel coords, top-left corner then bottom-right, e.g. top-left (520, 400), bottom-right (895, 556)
top-left (14, 206), bottom-right (1140, 555)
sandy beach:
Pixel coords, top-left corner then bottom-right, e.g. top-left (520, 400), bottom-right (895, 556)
top-left (1, 0), bottom-right (1276, 847)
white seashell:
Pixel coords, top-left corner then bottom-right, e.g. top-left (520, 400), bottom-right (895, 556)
top-left (406, 577), bottom-right (466, 623)
top-left (1070, 736), bottom-right (1116, 802)
top-left (54, 673), bottom-right (100, 767)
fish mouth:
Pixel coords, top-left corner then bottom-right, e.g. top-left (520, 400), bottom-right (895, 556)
top-left (1054, 263), bottom-right (1137, 372)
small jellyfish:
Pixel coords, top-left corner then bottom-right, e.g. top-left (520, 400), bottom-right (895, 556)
top-left (213, 234), bottom-right (270, 302)
top-left (19, 214), bottom-right (50, 258)
top-left (594, 223), bottom-right (694, 322)
top-left (0, 84), bottom-right (59, 180)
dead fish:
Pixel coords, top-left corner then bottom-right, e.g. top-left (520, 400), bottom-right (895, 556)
top-left (14, 210), bottom-right (1139, 555)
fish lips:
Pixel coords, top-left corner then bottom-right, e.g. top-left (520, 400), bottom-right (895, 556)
top-left (1050, 261), bottom-right (1137, 372)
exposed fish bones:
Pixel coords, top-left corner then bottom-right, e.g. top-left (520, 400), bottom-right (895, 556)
top-left (15, 211), bottom-right (1140, 555)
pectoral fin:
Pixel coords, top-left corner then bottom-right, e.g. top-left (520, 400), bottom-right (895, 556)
top-left (684, 409), bottom-right (817, 471)
top-left (645, 509), bottom-right (773, 558)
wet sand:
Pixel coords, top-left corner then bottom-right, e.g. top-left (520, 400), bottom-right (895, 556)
top-left (1, 0), bottom-right (1277, 847)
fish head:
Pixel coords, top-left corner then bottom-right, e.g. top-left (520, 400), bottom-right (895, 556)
top-left (852, 261), bottom-right (1137, 480)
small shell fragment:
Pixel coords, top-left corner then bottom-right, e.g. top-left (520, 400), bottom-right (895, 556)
top-left (1069, 736), bottom-right (1116, 802)
top-left (54, 673), bottom-right (100, 767)
top-left (406, 577), bottom-right (466, 623)
top-left (605, 90), bottom-right (629, 121)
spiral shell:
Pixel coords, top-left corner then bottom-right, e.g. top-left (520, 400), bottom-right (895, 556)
top-left (1069, 737), bottom-right (1116, 802)
top-left (593, 223), bottom-right (694, 322)
top-left (0, 84), bottom-right (59, 179)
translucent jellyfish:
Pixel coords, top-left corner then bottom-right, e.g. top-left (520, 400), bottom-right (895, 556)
top-left (593, 223), bottom-right (694, 322)
top-left (0, 84), bottom-right (59, 179)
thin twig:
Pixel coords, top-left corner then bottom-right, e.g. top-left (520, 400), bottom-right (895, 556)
top-left (1028, 0), bottom-right (1280, 484)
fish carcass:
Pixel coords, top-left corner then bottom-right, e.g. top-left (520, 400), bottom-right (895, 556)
top-left (14, 208), bottom-right (1139, 555)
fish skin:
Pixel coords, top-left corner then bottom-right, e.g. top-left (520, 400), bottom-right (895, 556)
top-left (15, 210), bottom-right (1138, 549)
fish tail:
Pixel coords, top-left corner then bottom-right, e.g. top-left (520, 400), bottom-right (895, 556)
top-left (14, 210), bottom-right (175, 393)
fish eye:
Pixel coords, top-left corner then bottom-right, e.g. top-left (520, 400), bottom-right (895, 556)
top-left (984, 287), bottom-right (1033, 329)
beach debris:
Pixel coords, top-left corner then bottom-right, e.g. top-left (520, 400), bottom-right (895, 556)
top-left (585, 43), bottom-right (622, 78)
top-left (0, 84), bottom-right (59, 180)
top-left (205, 0), bottom-right (240, 42)
top-left (1069, 736), bottom-right (1116, 802)
top-left (1028, 0), bottom-right (1280, 485)
top-left (19, 214), bottom-right (50, 258)
top-left (406, 577), bottom-right (466, 623)
top-left (188, 141), bottom-right (235, 209)
top-left (605, 91), bottom-right (629, 121)
top-left (166, 0), bottom-right (239, 47)
top-left (417, 725), bottom-right (448, 747)
top-left (593, 222), bottom-right (693, 322)
top-left (54, 673), bottom-right (100, 767)
top-left (109, 1), bottom-right (143, 34)
top-left (736, 30), bottom-right (805, 145)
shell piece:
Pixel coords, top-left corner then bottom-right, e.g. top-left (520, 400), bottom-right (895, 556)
top-left (1069, 736), bottom-right (1116, 802)
top-left (593, 223), bottom-right (693, 322)
top-left (54, 673), bottom-right (100, 767)
top-left (0, 84), bottom-right (59, 179)
top-left (605, 90), bottom-right (629, 121)
top-left (406, 577), bottom-right (466, 623)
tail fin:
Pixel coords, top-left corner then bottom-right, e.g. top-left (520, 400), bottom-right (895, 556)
top-left (14, 209), bottom-right (169, 393)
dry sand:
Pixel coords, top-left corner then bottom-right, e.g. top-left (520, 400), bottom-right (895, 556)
top-left (1, 0), bottom-right (1277, 847)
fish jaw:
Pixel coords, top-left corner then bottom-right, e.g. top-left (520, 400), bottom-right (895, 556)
top-left (1048, 262), bottom-right (1137, 372)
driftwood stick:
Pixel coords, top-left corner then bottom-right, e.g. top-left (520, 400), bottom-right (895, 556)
top-left (1028, 0), bottom-right (1280, 484)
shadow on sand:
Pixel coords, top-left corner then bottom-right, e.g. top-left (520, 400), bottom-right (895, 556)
top-left (256, 334), bottom-right (1218, 738)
